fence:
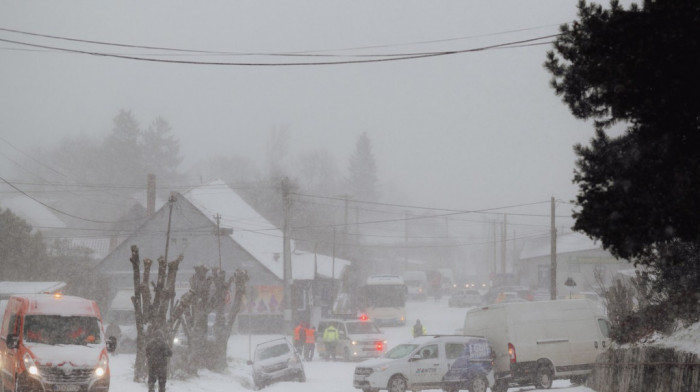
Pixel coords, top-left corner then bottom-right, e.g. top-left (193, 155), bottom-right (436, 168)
top-left (587, 346), bottom-right (699, 392)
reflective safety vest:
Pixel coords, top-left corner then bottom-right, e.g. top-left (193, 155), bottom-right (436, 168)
top-left (323, 326), bottom-right (339, 342)
top-left (294, 324), bottom-right (303, 341)
top-left (305, 328), bottom-right (315, 344)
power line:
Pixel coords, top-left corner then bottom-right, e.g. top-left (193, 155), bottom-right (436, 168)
top-left (0, 34), bottom-right (559, 66)
top-left (0, 176), bottom-right (144, 225)
top-left (0, 23), bottom-right (562, 57)
top-left (291, 192), bottom-right (572, 218)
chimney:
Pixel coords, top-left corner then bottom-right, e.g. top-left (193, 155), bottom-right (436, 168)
top-left (147, 174), bottom-right (156, 216)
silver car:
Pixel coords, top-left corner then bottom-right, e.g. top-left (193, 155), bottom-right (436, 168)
top-left (248, 338), bottom-right (306, 389)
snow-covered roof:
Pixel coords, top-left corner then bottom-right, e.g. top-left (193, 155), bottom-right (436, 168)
top-left (183, 180), bottom-right (350, 281)
top-left (0, 281), bottom-right (67, 299)
top-left (520, 231), bottom-right (603, 260)
top-left (67, 238), bottom-right (112, 260)
top-left (20, 294), bottom-right (98, 316)
top-left (0, 196), bottom-right (66, 229)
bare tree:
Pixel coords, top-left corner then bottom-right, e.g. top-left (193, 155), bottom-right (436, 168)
top-left (128, 246), bottom-right (250, 380)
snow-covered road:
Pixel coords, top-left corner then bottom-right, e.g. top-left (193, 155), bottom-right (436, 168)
top-left (109, 297), bottom-right (597, 392)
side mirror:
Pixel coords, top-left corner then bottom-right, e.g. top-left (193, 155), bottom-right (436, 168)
top-left (408, 353), bottom-right (422, 362)
top-left (246, 360), bottom-right (253, 366)
top-left (6, 334), bottom-right (19, 349)
top-left (106, 336), bottom-right (117, 353)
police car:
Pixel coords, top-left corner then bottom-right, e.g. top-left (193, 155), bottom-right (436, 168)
top-left (317, 315), bottom-right (387, 361)
top-left (353, 335), bottom-right (494, 392)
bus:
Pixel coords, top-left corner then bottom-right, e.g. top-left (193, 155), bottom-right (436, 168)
top-left (359, 275), bottom-right (407, 326)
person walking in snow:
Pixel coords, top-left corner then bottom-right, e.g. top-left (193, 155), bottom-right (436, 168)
top-left (322, 323), bottom-right (340, 360)
top-left (412, 319), bottom-right (426, 337)
top-left (293, 322), bottom-right (305, 354)
top-left (146, 330), bottom-right (172, 392)
top-left (304, 324), bottom-right (316, 361)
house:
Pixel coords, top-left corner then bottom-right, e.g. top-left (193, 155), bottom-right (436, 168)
top-left (97, 180), bottom-right (350, 333)
top-left (517, 231), bottom-right (630, 297)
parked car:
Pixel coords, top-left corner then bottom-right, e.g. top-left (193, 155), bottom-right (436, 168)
top-left (247, 337), bottom-right (305, 389)
top-left (353, 335), bottom-right (494, 392)
top-left (448, 289), bottom-right (483, 308)
top-left (317, 317), bottom-right (387, 361)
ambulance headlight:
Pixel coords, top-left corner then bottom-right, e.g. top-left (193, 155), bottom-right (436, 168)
top-left (95, 353), bottom-right (108, 377)
top-left (23, 353), bottom-right (39, 376)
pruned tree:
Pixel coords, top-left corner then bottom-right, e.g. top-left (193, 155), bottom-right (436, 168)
top-left (129, 246), bottom-right (183, 381)
top-left (128, 246), bottom-right (250, 380)
top-left (169, 266), bottom-right (249, 375)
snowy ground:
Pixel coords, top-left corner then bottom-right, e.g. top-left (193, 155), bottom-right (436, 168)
top-left (109, 298), bottom-right (597, 392)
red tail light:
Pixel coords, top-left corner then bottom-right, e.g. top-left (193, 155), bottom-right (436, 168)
top-left (375, 342), bottom-right (384, 351)
top-left (508, 343), bottom-right (516, 363)
top-left (359, 314), bottom-right (369, 321)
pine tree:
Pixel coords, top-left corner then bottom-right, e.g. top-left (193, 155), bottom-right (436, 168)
top-left (345, 132), bottom-right (379, 202)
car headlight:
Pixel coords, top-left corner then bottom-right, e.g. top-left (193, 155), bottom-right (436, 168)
top-left (23, 353), bottom-right (39, 376)
top-left (95, 353), bottom-right (108, 377)
top-left (372, 365), bottom-right (389, 373)
top-left (351, 341), bottom-right (357, 345)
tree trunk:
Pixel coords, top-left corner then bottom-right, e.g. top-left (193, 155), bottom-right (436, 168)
top-left (128, 246), bottom-right (183, 382)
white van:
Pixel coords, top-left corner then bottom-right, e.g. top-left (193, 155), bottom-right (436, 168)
top-left (462, 299), bottom-right (610, 392)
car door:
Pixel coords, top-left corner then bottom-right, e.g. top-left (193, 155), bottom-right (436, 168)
top-left (409, 344), bottom-right (444, 388)
top-left (1, 310), bottom-right (20, 388)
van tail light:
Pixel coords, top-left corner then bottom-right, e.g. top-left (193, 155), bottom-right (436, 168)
top-left (375, 341), bottom-right (384, 352)
top-left (508, 343), bottom-right (516, 363)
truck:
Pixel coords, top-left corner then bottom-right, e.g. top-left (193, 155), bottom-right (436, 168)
top-left (462, 299), bottom-right (611, 391)
top-left (402, 271), bottom-right (427, 300)
top-left (0, 293), bottom-right (116, 392)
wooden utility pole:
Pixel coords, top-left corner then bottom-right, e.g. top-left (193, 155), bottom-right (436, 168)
top-left (332, 227), bottom-right (336, 304)
top-left (214, 213), bottom-right (222, 270)
top-left (281, 177), bottom-right (293, 333)
top-left (550, 197), bottom-right (558, 300)
top-left (164, 193), bottom-right (176, 264)
top-left (501, 215), bottom-right (507, 274)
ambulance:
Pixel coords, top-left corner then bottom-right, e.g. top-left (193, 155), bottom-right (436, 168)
top-left (0, 294), bottom-right (116, 392)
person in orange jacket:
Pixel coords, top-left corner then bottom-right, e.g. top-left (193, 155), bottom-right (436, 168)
top-left (293, 322), bottom-right (305, 354)
top-left (303, 325), bottom-right (316, 361)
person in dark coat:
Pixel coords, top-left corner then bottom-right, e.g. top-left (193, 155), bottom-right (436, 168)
top-left (146, 330), bottom-right (172, 392)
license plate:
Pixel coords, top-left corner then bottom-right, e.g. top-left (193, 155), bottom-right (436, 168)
top-left (54, 385), bottom-right (80, 392)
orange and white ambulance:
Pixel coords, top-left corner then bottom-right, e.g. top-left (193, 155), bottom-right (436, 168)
top-left (0, 294), bottom-right (116, 392)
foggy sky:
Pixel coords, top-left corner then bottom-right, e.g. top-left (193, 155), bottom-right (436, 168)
top-left (0, 0), bottom-right (631, 221)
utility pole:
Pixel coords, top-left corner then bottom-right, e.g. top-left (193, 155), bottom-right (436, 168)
top-left (501, 215), bottom-right (507, 274)
top-left (332, 227), bottom-right (336, 306)
top-left (282, 177), bottom-right (293, 333)
top-left (355, 204), bottom-right (360, 244)
top-left (404, 210), bottom-right (410, 270)
top-left (343, 195), bottom-right (349, 239)
top-left (214, 213), bottom-right (222, 270)
top-left (164, 193), bottom-right (176, 263)
top-left (550, 197), bottom-right (557, 300)
top-left (492, 220), bottom-right (497, 275)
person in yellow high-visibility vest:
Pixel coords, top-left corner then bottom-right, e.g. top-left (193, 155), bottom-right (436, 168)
top-left (322, 324), bottom-right (339, 360)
